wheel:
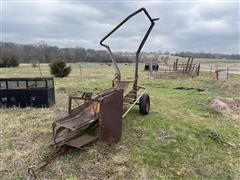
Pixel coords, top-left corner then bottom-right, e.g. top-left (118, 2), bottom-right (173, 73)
top-left (139, 93), bottom-right (150, 115)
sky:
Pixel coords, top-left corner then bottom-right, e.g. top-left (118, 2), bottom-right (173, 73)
top-left (1, 0), bottom-right (239, 54)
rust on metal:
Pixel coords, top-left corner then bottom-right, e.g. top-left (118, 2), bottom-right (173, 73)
top-left (100, 7), bottom-right (159, 90)
top-left (210, 64), bottom-right (229, 81)
top-left (28, 146), bottom-right (68, 179)
top-left (154, 57), bottom-right (200, 78)
top-left (28, 7), bottom-right (158, 178)
top-left (99, 89), bottom-right (123, 143)
top-left (65, 134), bottom-right (97, 148)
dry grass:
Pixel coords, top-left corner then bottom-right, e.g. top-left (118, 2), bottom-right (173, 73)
top-left (0, 62), bottom-right (240, 179)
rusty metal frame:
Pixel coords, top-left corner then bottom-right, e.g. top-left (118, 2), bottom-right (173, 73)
top-left (28, 8), bottom-right (158, 178)
top-left (155, 57), bottom-right (200, 78)
top-left (122, 87), bottom-right (146, 118)
top-left (100, 7), bottom-right (159, 90)
top-left (99, 8), bottom-right (158, 118)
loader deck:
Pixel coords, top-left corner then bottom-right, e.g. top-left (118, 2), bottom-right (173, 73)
top-left (65, 134), bottom-right (97, 149)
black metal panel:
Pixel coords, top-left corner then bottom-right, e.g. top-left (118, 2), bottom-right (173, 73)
top-left (99, 89), bottom-right (123, 143)
top-left (6, 89), bottom-right (28, 107)
top-left (0, 77), bottom-right (55, 108)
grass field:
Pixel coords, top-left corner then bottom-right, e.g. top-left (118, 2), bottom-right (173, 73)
top-left (0, 62), bottom-right (240, 179)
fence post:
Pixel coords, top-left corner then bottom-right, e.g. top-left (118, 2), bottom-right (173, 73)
top-left (227, 68), bottom-right (229, 80)
top-left (189, 57), bottom-right (193, 72)
top-left (185, 57), bottom-right (190, 73)
top-left (38, 61), bottom-right (42, 77)
top-left (210, 66), bottom-right (212, 79)
top-left (79, 63), bottom-right (82, 77)
top-left (149, 59), bottom-right (153, 77)
top-left (176, 58), bottom-right (178, 71)
top-left (197, 63), bottom-right (200, 76)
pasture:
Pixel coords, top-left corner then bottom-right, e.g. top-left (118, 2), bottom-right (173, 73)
top-left (0, 60), bottom-right (240, 179)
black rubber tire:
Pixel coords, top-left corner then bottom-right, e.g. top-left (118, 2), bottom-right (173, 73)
top-left (139, 93), bottom-right (150, 115)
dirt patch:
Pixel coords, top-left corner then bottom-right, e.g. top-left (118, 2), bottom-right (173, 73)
top-left (57, 87), bottom-right (66, 93)
top-left (157, 128), bottom-right (173, 143)
top-left (208, 97), bottom-right (240, 115)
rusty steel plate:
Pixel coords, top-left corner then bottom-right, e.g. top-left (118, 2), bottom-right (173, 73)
top-left (65, 134), bottom-right (97, 149)
top-left (99, 89), bottom-right (123, 143)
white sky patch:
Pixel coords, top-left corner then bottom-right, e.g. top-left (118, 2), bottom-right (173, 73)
top-left (32, 37), bottom-right (95, 48)
top-left (152, 35), bottom-right (176, 51)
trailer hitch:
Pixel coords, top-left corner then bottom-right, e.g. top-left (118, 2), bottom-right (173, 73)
top-left (27, 146), bottom-right (68, 179)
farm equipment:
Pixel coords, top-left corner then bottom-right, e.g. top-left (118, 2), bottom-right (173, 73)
top-left (210, 65), bottom-right (229, 81)
top-left (155, 57), bottom-right (200, 78)
top-left (28, 8), bottom-right (158, 178)
top-left (0, 77), bottom-right (55, 108)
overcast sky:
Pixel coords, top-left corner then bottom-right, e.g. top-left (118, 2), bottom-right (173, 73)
top-left (1, 0), bottom-right (239, 54)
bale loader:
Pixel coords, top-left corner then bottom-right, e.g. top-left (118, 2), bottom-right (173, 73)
top-left (28, 7), bottom-right (159, 178)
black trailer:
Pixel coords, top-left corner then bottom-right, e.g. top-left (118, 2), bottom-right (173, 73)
top-left (144, 63), bottom-right (159, 71)
top-left (0, 77), bottom-right (55, 108)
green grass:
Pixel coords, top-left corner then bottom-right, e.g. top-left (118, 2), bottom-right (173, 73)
top-left (0, 63), bottom-right (240, 179)
top-left (170, 56), bottom-right (240, 64)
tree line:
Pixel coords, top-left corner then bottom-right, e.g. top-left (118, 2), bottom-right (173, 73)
top-left (175, 51), bottom-right (239, 60)
top-left (0, 42), bottom-right (134, 63)
top-left (1, 42), bottom-right (239, 65)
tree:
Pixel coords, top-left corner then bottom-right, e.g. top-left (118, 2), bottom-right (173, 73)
top-left (49, 59), bottom-right (71, 78)
top-left (9, 55), bottom-right (19, 67)
top-left (0, 55), bottom-right (19, 67)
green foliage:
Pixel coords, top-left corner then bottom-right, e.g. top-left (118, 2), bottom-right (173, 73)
top-left (9, 55), bottom-right (19, 67)
top-left (0, 55), bottom-right (19, 67)
top-left (49, 59), bottom-right (71, 77)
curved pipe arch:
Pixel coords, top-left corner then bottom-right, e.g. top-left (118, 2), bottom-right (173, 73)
top-left (100, 8), bottom-right (159, 89)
